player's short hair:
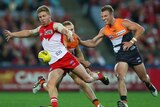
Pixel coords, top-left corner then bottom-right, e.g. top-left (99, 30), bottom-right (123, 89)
top-left (101, 5), bottom-right (114, 15)
top-left (37, 5), bottom-right (51, 15)
top-left (63, 21), bottom-right (73, 26)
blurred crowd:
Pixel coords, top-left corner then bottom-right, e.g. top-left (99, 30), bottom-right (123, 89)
top-left (0, 0), bottom-right (160, 68)
top-left (78, 0), bottom-right (160, 67)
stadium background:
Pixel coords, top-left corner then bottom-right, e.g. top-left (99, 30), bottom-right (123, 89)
top-left (0, 0), bottom-right (160, 107)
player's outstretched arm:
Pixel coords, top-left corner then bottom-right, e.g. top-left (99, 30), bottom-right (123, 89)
top-left (4, 29), bottom-right (37, 41)
top-left (79, 29), bottom-right (104, 48)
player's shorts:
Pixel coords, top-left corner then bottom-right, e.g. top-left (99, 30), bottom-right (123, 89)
top-left (115, 45), bottom-right (143, 67)
top-left (49, 52), bottom-right (80, 72)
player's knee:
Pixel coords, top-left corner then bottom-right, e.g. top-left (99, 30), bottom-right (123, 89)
top-left (47, 81), bottom-right (56, 90)
top-left (116, 74), bottom-right (125, 81)
top-left (74, 78), bottom-right (84, 86)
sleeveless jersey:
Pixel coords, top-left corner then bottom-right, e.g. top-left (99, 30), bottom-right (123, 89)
top-left (39, 22), bottom-right (68, 65)
top-left (103, 18), bottom-right (133, 53)
top-left (63, 33), bottom-right (79, 53)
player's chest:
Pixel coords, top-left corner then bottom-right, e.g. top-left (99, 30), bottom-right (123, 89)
top-left (104, 26), bottom-right (127, 40)
top-left (39, 27), bottom-right (55, 41)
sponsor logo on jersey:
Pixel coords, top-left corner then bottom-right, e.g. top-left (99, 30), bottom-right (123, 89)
top-left (55, 50), bottom-right (62, 56)
top-left (116, 29), bottom-right (126, 36)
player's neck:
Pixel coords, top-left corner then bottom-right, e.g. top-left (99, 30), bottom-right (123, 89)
top-left (108, 18), bottom-right (115, 27)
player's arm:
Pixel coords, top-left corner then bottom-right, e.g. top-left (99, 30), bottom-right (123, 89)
top-left (75, 45), bottom-right (85, 60)
top-left (4, 26), bottom-right (40, 41)
top-left (75, 45), bottom-right (91, 68)
top-left (79, 28), bottom-right (104, 47)
top-left (53, 23), bottom-right (73, 41)
top-left (122, 19), bottom-right (145, 44)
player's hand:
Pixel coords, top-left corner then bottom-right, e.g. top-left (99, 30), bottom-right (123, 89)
top-left (67, 34), bottom-right (74, 42)
top-left (123, 42), bottom-right (133, 51)
top-left (78, 59), bottom-right (91, 68)
top-left (4, 30), bottom-right (14, 41)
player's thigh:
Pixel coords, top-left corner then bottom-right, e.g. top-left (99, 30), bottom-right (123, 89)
top-left (48, 68), bottom-right (64, 86)
top-left (70, 72), bottom-right (85, 85)
top-left (114, 62), bottom-right (128, 77)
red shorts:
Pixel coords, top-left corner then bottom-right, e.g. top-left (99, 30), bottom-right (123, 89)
top-left (49, 52), bottom-right (80, 72)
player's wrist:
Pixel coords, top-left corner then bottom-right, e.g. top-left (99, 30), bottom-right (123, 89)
top-left (129, 40), bottom-right (134, 44)
top-left (11, 33), bottom-right (15, 38)
top-left (130, 37), bottom-right (137, 44)
top-left (132, 37), bottom-right (137, 42)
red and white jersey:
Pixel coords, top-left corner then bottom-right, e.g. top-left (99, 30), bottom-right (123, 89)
top-left (34, 22), bottom-right (68, 64)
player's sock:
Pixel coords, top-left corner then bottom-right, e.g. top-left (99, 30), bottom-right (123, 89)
top-left (97, 73), bottom-right (104, 80)
top-left (145, 82), bottom-right (154, 91)
top-left (145, 82), bottom-right (158, 96)
top-left (50, 97), bottom-right (58, 107)
top-left (42, 82), bottom-right (47, 88)
top-left (120, 95), bottom-right (127, 102)
top-left (92, 99), bottom-right (100, 107)
top-left (97, 72), bottom-right (110, 85)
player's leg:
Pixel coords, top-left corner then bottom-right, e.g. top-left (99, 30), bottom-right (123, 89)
top-left (132, 63), bottom-right (158, 97)
top-left (69, 72), bottom-right (104, 107)
top-left (33, 76), bottom-right (46, 94)
top-left (47, 68), bottom-right (64, 107)
top-left (114, 62), bottom-right (129, 107)
top-left (86, 68), bottom-right (109, 85)
top-left (79, 59), bottom-right (109, 85)
top-left (72, 64), bottom-right (108, 85)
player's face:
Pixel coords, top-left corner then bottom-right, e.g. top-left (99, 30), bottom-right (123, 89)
top-left (38, 11), bottom-right (51, 26)
top-left (65, 24), bottom-right (75, 34)
top-left (101, 10), bottom-right (112, 25)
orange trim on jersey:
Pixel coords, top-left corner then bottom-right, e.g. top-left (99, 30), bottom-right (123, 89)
top-left (103, 18), bottom-right (129, 40)
top-left (63, 33), bottom-right (79, 50)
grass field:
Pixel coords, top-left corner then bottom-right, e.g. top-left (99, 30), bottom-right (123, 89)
top-left (0, 91), bottom-right (159, 107)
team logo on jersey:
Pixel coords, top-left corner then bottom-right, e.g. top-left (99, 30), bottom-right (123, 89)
top-left (70, 60), bottom-right (76, 66)
top-left (108, 35), bottom-right (113, 39)
top-left (44, 30), bottom-right (53, 35)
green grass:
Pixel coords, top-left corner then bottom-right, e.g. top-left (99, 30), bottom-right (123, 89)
top-left (0, 91), bottom-right (159, 107)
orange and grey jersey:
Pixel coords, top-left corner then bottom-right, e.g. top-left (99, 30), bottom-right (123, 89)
top-left (63, 33), bottom-right (79, 54)
top-left (103, 18), bottom-right (134, 53)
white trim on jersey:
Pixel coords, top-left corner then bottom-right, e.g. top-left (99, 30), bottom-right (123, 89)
top-left (111, 36), bottom-right (123, 53)
top-left (29, 26), bottom-right (41, 34)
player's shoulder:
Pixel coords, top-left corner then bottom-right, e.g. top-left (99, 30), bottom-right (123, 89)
top-left (73, 33), bottom-right (80, 41)
top-left (53, 22), bottom-right (63, 26)
top-left (122, 18), bottom-right (133, 24)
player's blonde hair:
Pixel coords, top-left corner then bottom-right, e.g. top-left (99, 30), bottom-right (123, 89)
top-left (37, 5), bottom-right (51, 15)
top-left (62, 21), bottom-right (73, 26)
